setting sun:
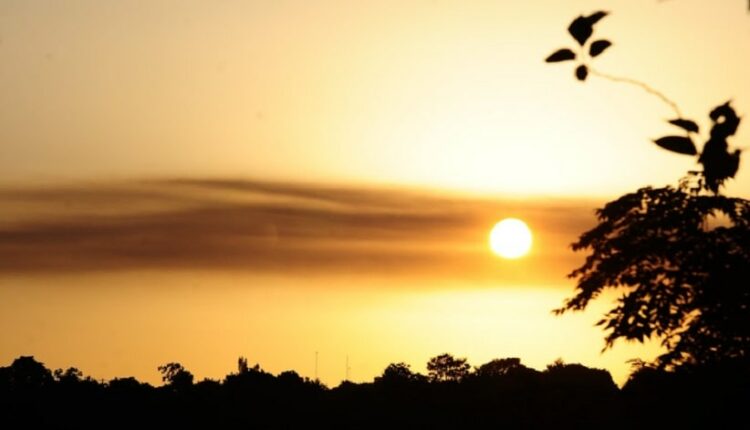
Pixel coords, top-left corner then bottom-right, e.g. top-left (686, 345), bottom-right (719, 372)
top-left (489, 218), bottom-right (533, 259)
top-left (1, 2), bottom-right (748, 426)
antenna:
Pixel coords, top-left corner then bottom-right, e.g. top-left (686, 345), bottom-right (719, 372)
top-left (345, 355), bottom-right (351, 382)
top-left (315, 351), bottom-right (319, 381)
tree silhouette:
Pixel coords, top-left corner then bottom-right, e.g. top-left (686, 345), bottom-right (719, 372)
top-left (157, 362), bottom-right (194, 389)
top-left (237, 356), bottom-right (249, 374)
top-left (53, 367), bottom-right (83, 384)
top-left (547, 11), bottom-right (750, 369)
top-left (559, 185), bottom-right (750, 368)
top-left (375, 362), bottom-right (424, 384)
top-left (8, 356), bottom-right (53, 389)
top-left (426, 353), bottom-right (470, 382)
top-left (474, 357), bottom-right (525, 378)
top-left (1, 353), bottom-right (747, 428)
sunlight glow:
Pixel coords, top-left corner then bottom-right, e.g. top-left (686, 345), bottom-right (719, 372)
top-left (489, 218), bottom-right (532, 259)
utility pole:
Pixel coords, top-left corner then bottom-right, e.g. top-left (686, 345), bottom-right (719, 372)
top-left (315, 351), bottom-right (319, 381)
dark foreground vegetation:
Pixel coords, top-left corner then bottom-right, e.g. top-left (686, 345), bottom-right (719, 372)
top-left (2, 354), bottom-right (748, 429)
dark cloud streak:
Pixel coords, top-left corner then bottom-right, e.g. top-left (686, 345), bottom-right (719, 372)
top-left (0, 179), bottom-right (597, 282)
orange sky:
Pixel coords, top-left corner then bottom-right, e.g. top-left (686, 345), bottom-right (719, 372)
top-left (0, 0), bottom-right (748, 386)
top-left (0, 179), bottom-right (661, 385)
top-left (1, 0), bottom-right (748, 196)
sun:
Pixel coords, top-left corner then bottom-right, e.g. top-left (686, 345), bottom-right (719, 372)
top-left (489, 218), bottom-right (533, 259)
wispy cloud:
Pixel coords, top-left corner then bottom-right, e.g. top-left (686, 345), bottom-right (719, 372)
top-left (0, 179), bottom-right (598, 283)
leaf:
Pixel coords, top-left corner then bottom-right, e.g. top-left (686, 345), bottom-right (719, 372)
top-left (589, 40), bottom-right (612, 57)
top-left (709, 101), bottom-right (737, 122)
top-left (709, 101), bottom-right (741, 138)
top-left (567, 11), bottom-right (609, 46)
top-left (585, 11), bottom-right (609, 25)
top-left (575, 65), bottom-right (588, 81)
top-left (545, 48), bottom-right (576, 63)
top-left (568, 16), bottom-right (593, 46)
top-left (653, 136), bottom-right (697, 155)
top-left (668, 119), bottom-right (700, 133)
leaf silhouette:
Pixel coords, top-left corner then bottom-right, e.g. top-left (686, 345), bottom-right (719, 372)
top-left (575, 65), bottom-right (588, 81)
top-left (709, 101), bottom-right (741, 138)
top-left (668, 119), bottom-right (700, 133)
top-left (589, 40), bottom-right (612, 57)
top-left (709, 101), bottom-right (737, 122)
top-left (568, 16), bottom-right (593, 46)
top-left (653, 136), bottom-right (697, 155)
top-left (585, 11), bottom-right (609, 25)
top-left (700, 139), bottom-right (741, 192)
top-left (568, 11), bottom-right (608, 46)
top-left (545, 48), bottom-right (576, 63)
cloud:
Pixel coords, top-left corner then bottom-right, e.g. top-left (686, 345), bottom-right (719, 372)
top-left (0, 179), bottom-right (598, 283)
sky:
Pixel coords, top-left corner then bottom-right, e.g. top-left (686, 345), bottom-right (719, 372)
top-left (0, 0), bottom-right (748, 385)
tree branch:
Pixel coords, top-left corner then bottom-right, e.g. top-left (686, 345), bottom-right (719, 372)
top-left (589, 68), bottom-right (683, 118)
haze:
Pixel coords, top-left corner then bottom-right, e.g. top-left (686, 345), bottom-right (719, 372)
top-left (0, 0), bottom-right (747, 385)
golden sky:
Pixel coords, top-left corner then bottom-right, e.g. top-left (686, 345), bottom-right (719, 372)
top-left (0, 0), bottom-right (748, 385)
top-left (1, 0), bottom-right (749, 196)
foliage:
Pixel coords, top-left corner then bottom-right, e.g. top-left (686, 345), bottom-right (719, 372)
top-left (654, 101), bottom-right (741, 193)
top-left (157, 362), bottom-right (194, 389)
top-left (473, 357), bottom-right (524, 377)
top-left (547, 12), bottom-right (743, 194)
top-left (426, 353), bottom-right (471, 382)
top-left (547, 10), bottom-right (749, 370)
top-left (544, 359), bottom-right (618, 393)
top-left (54, 367), bottom-right (83, 383)
top-left (556, 185), bottom-right (750, 368)
top-left (3, 354), bottom-right (746, 428)
top-left (375, 362), bottom-right (424, 384)
top-left (237, 356), bottom-right (249, 374)
top-left (6, 356), bottom-right (54, 389)
top-left (545, 11), bottom-right (611, 81)
top-left (697, 103), bottom-right (743, 193)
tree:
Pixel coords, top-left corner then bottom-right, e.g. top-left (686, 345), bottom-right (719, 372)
top-left (54, 367), bottom-right (83, 384)
top-left (375, 362), bottom-right (425, 384)
top-left (543, 359), bottom-right (617, 393)
top-left (426, 354), bottom-right (470, 382)
top-left (547, 11), bottom-right (750, 370)
top-left (8, 356), bottom-right (53, 389)
top-left (157, 362), bottom-right (194, 389)
top-left (237, 356), bottom-right (249, 374)
top-left (557, 184), bottom-right (750, 368)
top-left (474, 357), bottom-right (525, 378)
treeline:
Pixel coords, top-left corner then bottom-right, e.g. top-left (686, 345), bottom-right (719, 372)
top-left (1, 354), bottom-right (747, 429)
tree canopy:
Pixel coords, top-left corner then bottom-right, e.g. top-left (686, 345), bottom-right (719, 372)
top-left (556, 185), bottom-right (750, 368)
top-left (426, 353), bottom-right (471, 382)
top-left (547, 10), bottom-right (750, 370)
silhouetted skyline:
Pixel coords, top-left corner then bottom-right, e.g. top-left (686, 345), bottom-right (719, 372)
top-left (1, 0), bottom-right (747, 407)
top-left (2, 354), bottom-right (747, 429)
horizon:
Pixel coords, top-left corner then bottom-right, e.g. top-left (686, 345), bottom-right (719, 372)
top-left (1, 0), bottom-right (748, 390)
top-left (1, 177), bottom-right (660, 386)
